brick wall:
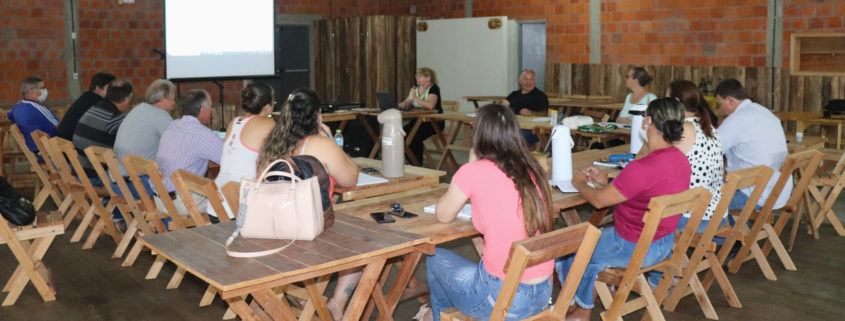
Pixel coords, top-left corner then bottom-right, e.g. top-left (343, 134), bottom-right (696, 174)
top-left (782, 0), bottom-right (845, 68)
top-left (0, 0), bottom-right (69, 104)
top-left (601, 0), bottom-right (769, 67)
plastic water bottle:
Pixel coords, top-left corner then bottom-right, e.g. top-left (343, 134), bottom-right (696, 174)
top-left (334, 129), bottom-right (344, 148)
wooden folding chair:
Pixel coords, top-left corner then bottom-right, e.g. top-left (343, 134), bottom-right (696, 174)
top-left (170, 169), bottom-right (232, 226)
top-left (83, 146), bottom-right (155, 259)
top-left (726, 150), bottom-right (821, 278)
top-left (425, 100), bottom-right (460, 169)
top-left (31, 132), bottom-right (82, 228)
top-left (662, 166), bottom-right (773, 319)
top-left (43, 137), bottom-right (103, 241)
top-left (120, 154), bottom-right (196, 268)
top-left (761, 149), bottom-right (824, 253)
top-left (7, 125), bottom-right (63, 211)
top-left (594, 187), bottom-right (712, 321)
top-left (51, 138), bottom-right (122, 249)
top-left (440, 222), bottom-right (602, 321)
top-left (0, 211), bottom-right (64, 306)
top-left (804, 150), bottom-right (845, 240)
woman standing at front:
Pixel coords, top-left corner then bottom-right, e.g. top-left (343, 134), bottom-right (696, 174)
top-left (558, 98), bottom-right (690, 321)
top-left (416, 104), bottom-right (554, 321)
top-left (398, 67), bottom-right (443, 164)
top-left (616, 67), bottom-right (657, 124)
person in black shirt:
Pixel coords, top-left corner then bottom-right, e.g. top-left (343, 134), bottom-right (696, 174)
top-left (503, 70), bottom-right (549, 146)
top-left (55, 72), bottom-right (116, 140)
top-left (398, 67), bottom-right (443, 165)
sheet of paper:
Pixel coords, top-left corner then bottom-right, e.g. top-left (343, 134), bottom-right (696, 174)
top-left (549, 179), bottom-right (594, 193)
top-left (356, 173), bottom-right (389, 186)
top-left (424, 203), bottom-right (472, 220)
top-left (465, 113), bottom-right (477, 117)
top-left (531, 117), bottom-right (551, 122)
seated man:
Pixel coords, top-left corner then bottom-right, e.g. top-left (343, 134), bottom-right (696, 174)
top-left (715, 79), bottom-right (791, 210)
top-left (112, 79), bottom-right (176, 198)
top-left (7, 76), bottom-right (60, 155)
top-left (155, 89), bottom-right (223, 217)
top-left (502, 69), bottom-right (549, 146)
top-left (72, 79), bottom-right (133, 178)
top-left (56, 72), bottom-right (116, 140)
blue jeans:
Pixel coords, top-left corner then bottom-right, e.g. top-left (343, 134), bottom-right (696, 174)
top-left (426, 248), bottom-right (552, 321)
top-left (555, 227), bottom-right (674, 309)
top-left (521, 129), bottom-right (539, 146)
top-left (82, 176), bottom-right (153, 221)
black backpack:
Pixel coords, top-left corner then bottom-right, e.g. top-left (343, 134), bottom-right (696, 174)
top-left (0, 176), bottom-right (36, 226)
top-left (824, 99), bottom-right (845, 118)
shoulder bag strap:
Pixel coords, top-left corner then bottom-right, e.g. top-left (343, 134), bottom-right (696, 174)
top-left (224, 230), bottom-right (295, 258)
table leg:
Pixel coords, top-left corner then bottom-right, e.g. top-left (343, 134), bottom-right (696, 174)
top-left (378, 252), bottom-right (423, 321)
top-left (471, 236), bottom-right (484, 256)
top-left (359, 114), bottom-right (381, 159)
top-left (338, 120), bottom-right (349, 131)
top-left (343, 258), bottom-right (387, 321)
top-left (588, 208), bottom-right (611, 227)
top-left (304, 278), bottom-right (333, 321)
top-left (404, 117), bottom-right (424, 166)
top-left (560, 208), bottom-right (582, 226)
top-left (226, 296), bottom-right (265, 321)
top-left (252, 288), bottom-right (299, 321)
top-left (430, 118), bottom-right (459, 170)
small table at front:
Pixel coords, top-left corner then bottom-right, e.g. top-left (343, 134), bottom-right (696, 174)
top-left (355, 109), bottom-right (437, 166)
top-left (334, 157), bottom-right (445, 201)
top-left (795, 118), bottom-right (845, 149)
top-left (137, 216), bottom-right (429, 321)
top-left (463, 96), bottom-right (506, 109)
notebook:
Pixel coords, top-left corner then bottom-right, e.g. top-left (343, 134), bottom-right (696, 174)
top-left (355, 173), bottom-right (389, 186)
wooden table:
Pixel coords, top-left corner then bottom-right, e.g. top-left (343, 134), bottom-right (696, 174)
top-left (334, 184), bottom-right (478, 321)
top-left (795, 118), bottom-right (845, 149)
top-left (138, 216), bottom-right (429, 321)
top-left (548, 98), bottom-right (624, 120)
top-left (463, 96), bottom-right (505, 109)
top-left (334, 157), bottom-right (445, 201)
top-left (322, 110), bottom-right (358, 131)
top-left (356, 109), bottom-right (437, 166)
top-left (786, 133), bottom-right (825, 153)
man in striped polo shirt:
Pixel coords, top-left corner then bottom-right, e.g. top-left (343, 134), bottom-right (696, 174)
top-left (7, 76), bottom-right (60, 155)
top-left (72, 79), bottom-right (134, 178)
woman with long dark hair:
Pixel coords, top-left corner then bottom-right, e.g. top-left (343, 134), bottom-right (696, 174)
top-left (559, 98), bottom-right (691, 321)
top-left (666, 80), bottom-right (723, 232)
top-left (416, 104), bottom-right (554, 321)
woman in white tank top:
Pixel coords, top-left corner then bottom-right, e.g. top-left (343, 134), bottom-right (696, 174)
top-left (207, 83), bottom-right (276, 219)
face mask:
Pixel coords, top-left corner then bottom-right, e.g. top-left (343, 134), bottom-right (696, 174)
top-left (37, 88), bottom-right (48, 102)
top-left (639, 123), bottom-right (649, 143)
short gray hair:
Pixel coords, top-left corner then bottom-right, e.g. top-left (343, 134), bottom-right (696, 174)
top-left (181, 89), bottom-right (211, 117)
top-left (145, 79), bottom-right (176, 104)
top-left (21, 76), bottom-right (43, 93)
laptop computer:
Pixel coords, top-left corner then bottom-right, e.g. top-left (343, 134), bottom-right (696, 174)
top-left (376, 92), bottom-right (400, 110)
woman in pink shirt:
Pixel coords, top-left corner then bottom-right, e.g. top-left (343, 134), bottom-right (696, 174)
top-left (559, 98), bottom-right (690, 321)
top-left (416, 104), bottom-right (555, 321)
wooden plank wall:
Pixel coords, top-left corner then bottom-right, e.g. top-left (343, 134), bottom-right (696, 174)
top-left (545, 63), bottom-right (845, 113)
top-left (315, 16), bottom-right (417, 106)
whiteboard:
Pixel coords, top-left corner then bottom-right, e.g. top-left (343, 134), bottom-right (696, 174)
top-left (416, 17), bottom-right (517, 112)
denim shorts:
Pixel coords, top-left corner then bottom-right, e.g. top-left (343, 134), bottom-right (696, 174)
top-left (555, 227), bottom-right (674, 309)
top-left (426, 248), bottom-right (552, 321)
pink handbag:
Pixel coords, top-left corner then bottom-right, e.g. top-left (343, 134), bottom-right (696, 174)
top-left (225, 158), bottom-right (324, 258)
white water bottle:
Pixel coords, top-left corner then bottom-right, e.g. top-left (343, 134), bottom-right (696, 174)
top-left (629, 104), bottom-right (647, 154)
top-left (334, 129), bottom-right (344, 148)
top-left (551, 125), bottom-right (574, 184)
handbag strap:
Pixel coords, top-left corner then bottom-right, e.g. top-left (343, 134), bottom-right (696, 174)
top-left (224, 230), bottom-right (295, 258)
top-left (257, 159), bottom-right (301, 187)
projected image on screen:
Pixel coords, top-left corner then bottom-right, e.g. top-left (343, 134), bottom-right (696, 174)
top-left (165, 0), bottom-right (275, 79)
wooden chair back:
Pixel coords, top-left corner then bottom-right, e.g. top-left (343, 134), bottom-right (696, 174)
top-left (51, 137), bottom-right (122, 248)
top-left (171, 169), bottom-right (231, 225)
top-left (663, 165), bottom-right (773, 317)
top-left (595, 187), bottom-right (712, 321)
top-left (8, 125), bottom-right (62, 210)
top-left (765, 149), bottom-right (824, 251)
top-left (221, 181), bottom-right (240, 215)
top-left (0, 211), bottom-right (64, 306)
top-left (34, 132), bottom-right (84, 227)
top-left (121, 154), bottom-right (191, 231)
top-left (440, 223), bottom-right (602, 321)
top-left (805, 151), bottom-right (845, 239)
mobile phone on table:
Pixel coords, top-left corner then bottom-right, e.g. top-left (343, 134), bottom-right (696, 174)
top-left (391, 211), bottom-right (418, 218)
top-left (361, 167), bottom-right (379, 175)
top-left (370, 212), bottom-right (395, 223)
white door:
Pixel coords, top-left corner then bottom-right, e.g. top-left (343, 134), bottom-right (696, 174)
top-left (416, 17), bottom-right (517, 112)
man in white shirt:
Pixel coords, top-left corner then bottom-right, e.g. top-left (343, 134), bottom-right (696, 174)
top-left (715, 79), bottom-right (792, 210)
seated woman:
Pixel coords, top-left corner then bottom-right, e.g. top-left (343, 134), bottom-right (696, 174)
top-left (416, 104), bottom-right (555, 321)
top-left (207, 82), bottom-right (276, 222)
top-left (398, 67), bottom-right (443, 164)
top-left (616, 67), bottom-right (657, 125)
top-left (666, 80), bottom-right (723, 232)
top-left (557, 98), bottom-right (690, 321)
top-left (256, 88), bottom-right (359, 320)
